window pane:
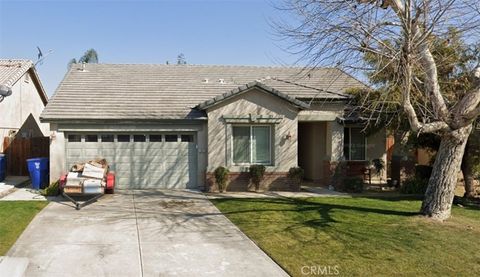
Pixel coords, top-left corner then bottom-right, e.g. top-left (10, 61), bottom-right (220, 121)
top-left (68, 134), bottom-right (81, 142)
top-left (150, 135), bottom-right (162, 142)
top-left (181, 135), bottom-right (193, 142)
top-left (165, 135), bottom-right (178, 142)
top-left (343, 128), bottom-right (350, 160)
top-left (101, 135), bottom-right (114, 142)
top-left (350, 128), bottom-right (365, 160)
top-left (117, 135), bottom-right (130, 142)
top-left (252, 126), bottom-right (270, 164)
top-left (85, 135), bottom-right (98, 142)
top-left (133, 135), bottom-right (146, 142)
top-left (232, 126), bottom-right (250, 163)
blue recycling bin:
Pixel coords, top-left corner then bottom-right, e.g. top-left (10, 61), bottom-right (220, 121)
top-left (27, 158), bottom-right (49, 189)
top-left (0, 154), bottom-right (5, 182)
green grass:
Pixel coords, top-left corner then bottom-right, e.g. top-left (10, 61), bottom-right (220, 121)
top-left (0, 201), bottom-right (48, 255)
top-left (211, 196), bottom-right (480, 276)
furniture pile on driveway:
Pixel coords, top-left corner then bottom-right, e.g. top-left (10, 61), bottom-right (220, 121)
top-left (60, 158), bottom-right (115, 209)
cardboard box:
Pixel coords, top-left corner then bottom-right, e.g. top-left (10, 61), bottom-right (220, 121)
top-left (64, 186), bottom-right (82, 194)
top-left (82, 163), bottom-right (106, 179)
top-left (65, 172), bottom-right (86, 187)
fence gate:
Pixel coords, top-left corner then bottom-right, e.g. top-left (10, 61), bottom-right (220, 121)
top-left (3, 137), bottom-right (50, 176)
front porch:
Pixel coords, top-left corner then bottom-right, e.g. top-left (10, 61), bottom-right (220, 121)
top-left (298, 120), bottom-right (388, 187)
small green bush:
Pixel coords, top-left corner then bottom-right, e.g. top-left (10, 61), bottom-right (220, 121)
top-left (41, 181), bottom-right (59, 196)
top-left (214, 166), bottom-right (230, 192)
top-left (400, 178), bottom-right (429, 194)
top-left (288, 167), bottom-right (304, 191)
top-left (341, 177), bottom-right (364, 193)
top-left (249, 165), bottom-right (266, 191)
top-left (331, 161), bottom-right (348, 190)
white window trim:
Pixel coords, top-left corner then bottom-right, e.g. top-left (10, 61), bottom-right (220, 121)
top-left (345, 127), bottom-right (367, 161)
top-left (231, 125), bottom-right (272, 166)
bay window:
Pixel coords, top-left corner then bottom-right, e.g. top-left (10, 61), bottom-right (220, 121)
top-left (232, 125), bottom-right (272, 165)
top-left (343, 127), bottom-right (366, 160)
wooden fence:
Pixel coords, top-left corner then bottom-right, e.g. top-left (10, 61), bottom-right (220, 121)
top-left (2, 137), bottom-right (50, 176)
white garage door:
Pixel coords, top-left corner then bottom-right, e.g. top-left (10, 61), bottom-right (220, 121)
top-left (65, 133), bottom-right (197, 189)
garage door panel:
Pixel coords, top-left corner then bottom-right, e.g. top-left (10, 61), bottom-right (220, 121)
top-left (132, 149), bottom-right (148, 156)
top-left (164, 162), bottom-right (189, 171)
top-left (117, 177), bottom-right (193, 189)
top-left (66, 132), bottom-right (197, 189)
top-left (66, 159), bottom-right (85, 167)
top-left (66, 148), bottom-right (83, 156)
top-left (84, 149), bottom-right (105, 157)
top-left (109, 156), bottom-right (134, 163)
top-left (141, 155), bottom-right (166, 163)
top-left (99, 148), bottom-right (118, 155)
top-left (113, 144), bottom-right (135, 150)
top-left (138, 165), bottom-right (166, 173)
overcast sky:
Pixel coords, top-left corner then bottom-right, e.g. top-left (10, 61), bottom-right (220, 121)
top-left (0, 0), bottom-right (297, 96)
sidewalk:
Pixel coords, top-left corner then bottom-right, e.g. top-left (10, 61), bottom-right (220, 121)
top-left (0, 176), bottom-right (46, 201)
top-left (205, 186), bottom-right (348, 199)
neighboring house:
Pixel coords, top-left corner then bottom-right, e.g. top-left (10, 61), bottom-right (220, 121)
top-left (41, 64), bottom-right (387, 191)
top-left (0, 59), bottom-right (49, 152)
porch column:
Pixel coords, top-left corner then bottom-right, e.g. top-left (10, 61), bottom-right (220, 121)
top-left (324, 121), bottom-right (344, 185)
top-left (49, 124), bottom-right (66, 183)
top-left (326, 121), bottom-right (344, 162)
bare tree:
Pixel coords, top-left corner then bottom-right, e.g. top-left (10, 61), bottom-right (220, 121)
top-left (276, 0), bottom-right (480, 220)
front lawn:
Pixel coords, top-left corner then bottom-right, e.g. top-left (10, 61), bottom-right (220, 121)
top-left (211, 196), bottom-right (480, 276)
top-left (0, 201), bottom-right (48, 255)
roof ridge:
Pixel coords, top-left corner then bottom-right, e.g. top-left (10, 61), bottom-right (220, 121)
top-left (0, 58), bottom-right (33, 63)
top-left (74, 63), bottom-right (338, 70)
top-left (270, 77), bottom-right (350, 99)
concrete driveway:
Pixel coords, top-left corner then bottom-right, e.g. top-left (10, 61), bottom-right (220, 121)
top-left (8, 190), bottom-right (287, 277)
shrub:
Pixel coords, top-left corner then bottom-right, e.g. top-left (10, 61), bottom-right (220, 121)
top-left (331, 160), bottom-right (348, 191)
top-left (249, 165), bottom-right (266, 191)
top-left (400, 178), bottom-right (429, 194)
top-left (288, 167), bottom-right (304, 191)
top-left (214, 166), bottom-right (230, 192)
top-left (371, 159), bottom-right (385, 177)
top-left (415, 165), bottom-right (433, 180)
top-left (41, 181), bottom-right (59, 196)
top-left (341, 177), bottom-right (364, 193)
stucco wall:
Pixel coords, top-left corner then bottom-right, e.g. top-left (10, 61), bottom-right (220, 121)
top-left (0, 71), bottom-right (49, 152)
top-left (206, 89), bottom-right (299, 173)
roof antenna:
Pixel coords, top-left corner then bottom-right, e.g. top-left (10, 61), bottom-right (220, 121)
top-left (35, 46), bottom-right (53, 66)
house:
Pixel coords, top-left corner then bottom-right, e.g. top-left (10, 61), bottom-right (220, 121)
top-left (41, 64), bottom-right (387, 191)
top-left (0, 59), bottom-right (49, 151)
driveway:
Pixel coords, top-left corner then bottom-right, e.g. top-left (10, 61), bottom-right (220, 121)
top-left (7, 190), bottom-right (287, 276)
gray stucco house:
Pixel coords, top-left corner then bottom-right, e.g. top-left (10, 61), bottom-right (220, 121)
top-left (41, 64), bottom-right (386, 191)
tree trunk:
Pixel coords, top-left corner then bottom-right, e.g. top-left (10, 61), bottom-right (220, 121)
top-left (461, 138), bottom-right (478, 198)
top-left (421, 125), bottom-right (473, 221)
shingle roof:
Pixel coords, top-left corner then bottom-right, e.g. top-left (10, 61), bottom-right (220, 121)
top-left (41, 63), bottom-right (365, 121)
top-left (0, 59), bottom-right (48, 105)
top-left (0, 59), bottom-right (33, 87)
